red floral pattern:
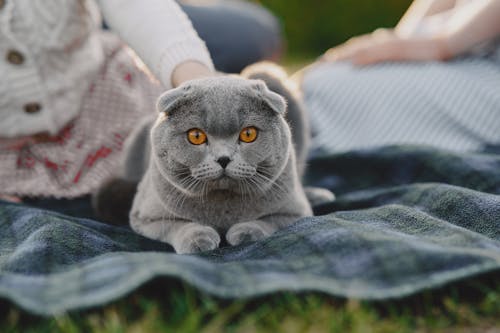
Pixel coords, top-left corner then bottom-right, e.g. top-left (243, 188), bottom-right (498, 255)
top-left (0, 34), bottom-right (163, 198)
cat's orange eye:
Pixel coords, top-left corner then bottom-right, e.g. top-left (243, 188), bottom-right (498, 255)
top-left (239, 126), bottom-right (258, 143)
top-left (187, 128), bottom-right (207, 145)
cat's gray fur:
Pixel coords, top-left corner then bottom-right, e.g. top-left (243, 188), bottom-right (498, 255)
top-left (118, 63), bottom-right (331, 253)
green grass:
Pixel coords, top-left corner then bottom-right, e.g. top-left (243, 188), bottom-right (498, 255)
top-left (1, 275), bottom-right (499, 333)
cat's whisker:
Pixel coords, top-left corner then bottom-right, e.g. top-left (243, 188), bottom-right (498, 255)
top-left (245, 177), bottom-right (263, 198)
top-left (238, 180), bottom-right (247, 204)
top-left (253, 172), bottom-right (288, 200)
top-left (242, 178), bottom-right (254, 198)
top-left (253, 180), bottom-right (271, 198)
top-left (171, 168), bottom-right (192, 179)
top-left (256, 166), bottom-right (278, 179)
top-left (238, 178), bottom-right (250, 197)
top-left (171, 177), bottom-right (202, 216)
top-left (238, 179), bottom-right (246, 196)
top-left (201, 181), bottom-right (209, 205)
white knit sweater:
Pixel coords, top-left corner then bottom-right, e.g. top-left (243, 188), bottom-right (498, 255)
top-left (0, 0), bottom-right (214, 138)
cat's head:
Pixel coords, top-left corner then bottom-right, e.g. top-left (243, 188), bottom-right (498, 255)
top-left (151, 76), bottom-right (292, 197)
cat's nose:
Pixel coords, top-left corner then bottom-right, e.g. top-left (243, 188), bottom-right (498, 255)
top-left (217, 156), bottom-right (231, 169)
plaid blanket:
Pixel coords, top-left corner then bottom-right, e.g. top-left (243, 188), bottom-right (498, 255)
top-left (1, 145), bottom-right (499, 316)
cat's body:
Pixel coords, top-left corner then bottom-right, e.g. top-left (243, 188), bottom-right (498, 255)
top-left (131, 142), bottom-right (310, 253)
top-left (97, 63), bottom-right (332, 254)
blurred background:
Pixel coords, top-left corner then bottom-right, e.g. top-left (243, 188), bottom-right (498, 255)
top-left (251, 0), bottom-right (413, 62)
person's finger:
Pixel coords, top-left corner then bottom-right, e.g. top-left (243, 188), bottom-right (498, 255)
top-left (371, 28), bottom-right (394, 38)
top-left (320, 46), bottom-right (342, 62)
top-left (350, 40), bottom-right (407, 65)
top-left (322, 47), bottom-right (353, 62)
top-left (322, 42), bottom-right (366, 62)
top-left (321, 33), bottom-right (374, 62)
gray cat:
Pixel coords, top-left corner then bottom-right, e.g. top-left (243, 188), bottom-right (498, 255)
top-left (111, 64), bottom-right (332, 253)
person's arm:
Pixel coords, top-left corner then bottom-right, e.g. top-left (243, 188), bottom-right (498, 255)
top-left (96, 0), bottom-right (215, 88)
top-left (443, 0), bottom-right (500, 56)
top-left (396, 0), bottom-right (457, 36)
top-left (323, 0), bottom-right (500, 65)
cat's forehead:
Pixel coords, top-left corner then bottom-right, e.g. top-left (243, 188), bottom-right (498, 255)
top-left (187, 76), bottom-right (259, 99)
top-left (171, 77), bottom-right (272, 134)
top-left (189, 76), bottom-right (253, 89)
top-left (179, 76), bottom-right (267, 111)
top-left (198, 95), bottom-right (264, 135)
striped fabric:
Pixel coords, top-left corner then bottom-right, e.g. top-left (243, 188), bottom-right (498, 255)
top-left (301, 48), bottom-right (500, 154)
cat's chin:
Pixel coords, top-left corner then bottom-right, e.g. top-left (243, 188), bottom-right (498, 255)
top-left (210, 175), bottom-right (235, 190)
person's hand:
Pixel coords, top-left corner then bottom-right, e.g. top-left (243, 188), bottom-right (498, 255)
top-left (321, 28), bottom-right (451, 65)
top-left (171, 61), bottom-right (214, 88)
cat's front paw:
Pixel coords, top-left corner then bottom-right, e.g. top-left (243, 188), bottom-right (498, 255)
top-left (226, 221), bottom-right (272, 246)
top-left (173, 224), bottom-right (221, 254)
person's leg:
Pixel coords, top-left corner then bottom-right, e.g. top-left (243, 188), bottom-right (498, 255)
top-left (301, 56), bottom-right (500, 154)
top-left (179, 0), bottom-right (283, 73)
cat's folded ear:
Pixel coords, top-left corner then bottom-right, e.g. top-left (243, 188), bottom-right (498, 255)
top-left (251, 80), bottom-right (287, 115)
top-left (156, 85), bottom-right (189, 115)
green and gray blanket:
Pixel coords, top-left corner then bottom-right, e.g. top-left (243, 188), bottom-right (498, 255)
top-left (1, 145), bottom-right (499, 316)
